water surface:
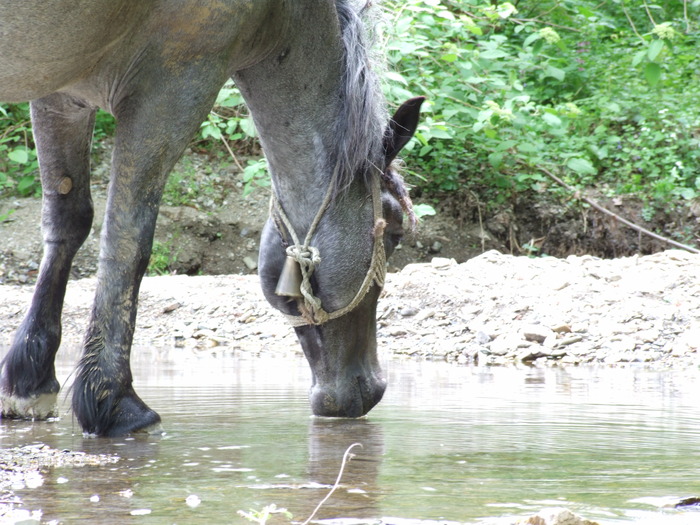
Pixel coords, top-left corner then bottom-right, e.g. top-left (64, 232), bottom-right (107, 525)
top-left (1, 346), bottom-right (699, 524)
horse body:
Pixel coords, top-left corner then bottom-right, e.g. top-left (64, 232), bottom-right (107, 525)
top-left (0, 0), bottom-right (421, 436)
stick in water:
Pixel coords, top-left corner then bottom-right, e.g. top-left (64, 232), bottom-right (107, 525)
top-left (301, 442), bottom-right (363, 525)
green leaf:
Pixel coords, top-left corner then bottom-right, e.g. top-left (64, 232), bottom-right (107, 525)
top-left (544, 66), bottom-right (566, 81)
top-left (679, 188), bottom-right (696, 200)
top-left (384, 71), bottom-right (408, 85)
top-left (567, 158), bottom-right (596, 176)
top-left (16, 175), bottom-right (36, 195)
top-left (532, 39), bottom-right (544, 55)
top-left (631, 49), bottom-right (647, 67)
top-left (488, 152), bottom-right (504, 168)
top-left (200, 122), bottom-right (223, 141)
top-left (517, 142), bottom-right (539, 154)
top-left (523, 33), bottom-right (541, 48)
top-left (542, 112), bottom-right (562, 127)
top-left (484, 128), bottom-right (498, 139)
top-left (240, 117), bottom-right (257, 138)
top-left (429, 127), bottom-right (454, 140)
top-left (644, 62), bottom-right (662, 86)
top-left (8, 148), bottom-right (29, 164)
top-left (647, 39), bottom-right (665, 62)
top-left (413, 203), bottom-right (436, 219)
top-left (480, 50), bottom-right (509, 60)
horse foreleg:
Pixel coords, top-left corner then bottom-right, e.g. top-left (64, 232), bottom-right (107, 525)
top-left (70, 73), bottom-right (222, 436)
top-left (1, 94), bottom-right (95, 420)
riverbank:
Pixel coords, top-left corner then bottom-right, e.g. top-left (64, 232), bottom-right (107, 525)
top-left (1, 249), bottom-right (698, 369)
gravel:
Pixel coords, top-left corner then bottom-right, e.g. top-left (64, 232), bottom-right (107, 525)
top-left (1, 249), bottom-right (698, 368)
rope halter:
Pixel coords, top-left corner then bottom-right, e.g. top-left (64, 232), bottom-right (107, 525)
top-left (270, 171), bottom-right (387, 326)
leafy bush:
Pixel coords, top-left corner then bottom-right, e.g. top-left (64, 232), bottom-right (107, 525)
top-left (3, 1), bottom-right (698, 218)
top-left (0, 104), bottom-right (40, 197)
top-left (0, 103), bottom-right (117, 198)
top-left (381, 0), bottom-right (700, 212)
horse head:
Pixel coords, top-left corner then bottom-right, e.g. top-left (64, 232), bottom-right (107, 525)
top-left (258, 97), bottom-right (424, 417)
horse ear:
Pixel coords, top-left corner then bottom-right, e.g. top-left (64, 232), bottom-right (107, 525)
top-left (383, 96), bottom-right (426, 165)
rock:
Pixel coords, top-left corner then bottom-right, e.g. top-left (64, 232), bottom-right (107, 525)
top-left (430, 257), bottom-right (456, 270)
top-left (399, 306), bottom-right (419, 317)
top-left (162, 302), bottom-right (181, 313)
top-left (415, 309), bottom-right (435, 322)
top-left (558, 335), bottom-right (584, 347)
top-left (675, 496), bottom-right (700, 508)
top-left (517, 507), bottom-right (600, 525)
top-left (523, 325), bottom-right (554, 344)
top-left (243, 256), bottom-right (258, 271)
top-left (475, 330), bottom-right (492, 345)
top-left (490, 333), bottom-right (529, 356)
top-left (518, 346), bottom-right (567, 363)
top-left (429, 241), bottom-right (442, 253)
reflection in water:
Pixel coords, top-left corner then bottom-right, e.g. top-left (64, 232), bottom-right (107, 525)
top-left (307, 419), bottom-right (384, 520)
top-left (0, 346), bottom-right (699, 524)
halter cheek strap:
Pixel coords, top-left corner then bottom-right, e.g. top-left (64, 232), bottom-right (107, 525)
top-left (270, 172), bottom-right (386, 326)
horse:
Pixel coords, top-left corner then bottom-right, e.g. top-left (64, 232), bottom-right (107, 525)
top-left (0, 1), bottom-right (423, 436)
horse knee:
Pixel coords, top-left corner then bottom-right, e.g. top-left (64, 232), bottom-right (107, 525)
top-left (42, 196), bottom-right (94, 248)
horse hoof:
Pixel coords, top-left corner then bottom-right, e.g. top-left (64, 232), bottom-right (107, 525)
top-left (101, 405), bottom-right (162, 438)
top-left (135, 421), bottom-right (165, 436)
top-left (73, 386), bottom-right (162, 437)
top-left (0, 392), bottom-right (59, 420)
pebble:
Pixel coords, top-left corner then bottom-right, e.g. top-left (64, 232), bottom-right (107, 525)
top-left (242, 256), bottom-right (258, 271)
top-left (399, 306), bottom-right (419, 317)
top-left (516, 507), bottom-right (599, 525)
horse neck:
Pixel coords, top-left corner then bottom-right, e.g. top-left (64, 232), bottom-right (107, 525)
top-left (233, 1), bottom-right (349, 230)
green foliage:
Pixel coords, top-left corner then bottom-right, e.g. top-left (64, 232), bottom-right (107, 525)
top-left (242, 158), bottom-right (271, 197)
top-left (382, 0), bottom-right (700, 211)
top-left (200, 81), bottom-right (258, 146)
top-left (0, 103), bottom-right (117, 198)
top-left (162, 156), bottom-right (223, 207)
top-left (0, 208), bottom-right (15, 222)
top-left (201, 81), bottom-right (270, 197)
top-left (0, 104), bottom-right (40, 197)
top-left (3, 2), bottom-right (698, 217)
top-left (147, 239), bottom-right (179, 276)
top-left (413, 202), bottom-right (437, 219)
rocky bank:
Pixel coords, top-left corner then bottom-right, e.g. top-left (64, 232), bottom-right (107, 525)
top-left (1, 249), bottom-right (698, 369)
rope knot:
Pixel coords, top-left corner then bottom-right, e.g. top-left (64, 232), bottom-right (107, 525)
top-left (286, 244), bottom-right (321, 271)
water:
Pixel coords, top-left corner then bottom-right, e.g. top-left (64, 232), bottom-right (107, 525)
top-left (1, 346), bottom-right (699, 524)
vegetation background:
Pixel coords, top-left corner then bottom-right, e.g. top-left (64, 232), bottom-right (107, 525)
top-left (1, 0), bottom-right (699, 253)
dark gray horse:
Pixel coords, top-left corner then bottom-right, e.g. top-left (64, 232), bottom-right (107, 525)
top-left (0, 1), bottom-right (423, 436)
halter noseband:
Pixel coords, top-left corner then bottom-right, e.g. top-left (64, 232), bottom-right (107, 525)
top-left (270, 170), bottom-right (386, 326)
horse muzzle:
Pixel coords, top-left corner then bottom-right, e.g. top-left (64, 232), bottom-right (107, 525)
top-left (309, 372), bottom-right (387, 418)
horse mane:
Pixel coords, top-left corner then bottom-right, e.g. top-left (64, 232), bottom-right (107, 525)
top-left (333, 0), bottom-right (388, 191)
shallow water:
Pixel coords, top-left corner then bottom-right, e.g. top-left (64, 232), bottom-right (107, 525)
top-left (1, 346), bottom-right (699, 524)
